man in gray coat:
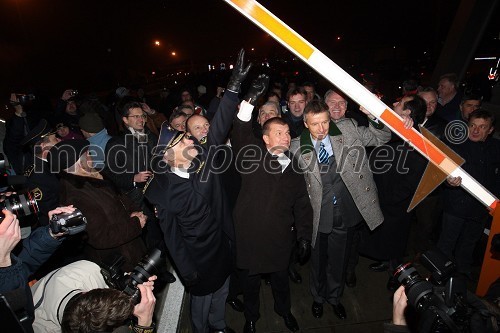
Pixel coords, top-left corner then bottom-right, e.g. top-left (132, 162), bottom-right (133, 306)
top-left (289, 99), bottom-right (390, 320)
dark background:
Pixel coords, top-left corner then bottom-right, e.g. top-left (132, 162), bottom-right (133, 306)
top-left (0, 0), bottom-right (498, 96)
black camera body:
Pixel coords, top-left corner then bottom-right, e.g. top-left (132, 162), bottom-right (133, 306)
top-left (10, 94), bottom-right (35, 107)
top-left (49, 209), bottom-right (87, 235)
top-left (100, 248), bottom-right (162, 304)
top-left (394, 249), bottom-right (491, 332)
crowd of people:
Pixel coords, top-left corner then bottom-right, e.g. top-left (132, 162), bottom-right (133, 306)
top-left (1, 49), bottom-right (499, 333)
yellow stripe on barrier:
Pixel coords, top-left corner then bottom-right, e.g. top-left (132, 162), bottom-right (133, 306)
top-left (228, 0), bottom-right (314, 59)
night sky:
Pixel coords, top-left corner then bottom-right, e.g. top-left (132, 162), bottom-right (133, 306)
top-left (0, 0), bottom-right (497, 95)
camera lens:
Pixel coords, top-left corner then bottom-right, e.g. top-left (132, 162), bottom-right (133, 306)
top-left (2, 191), bottom-right (39, 218)
top-left (394, 263), bottom-right (433, 309)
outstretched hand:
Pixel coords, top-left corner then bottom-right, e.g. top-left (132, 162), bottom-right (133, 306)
top-left (244, 74), bottom-right (270, 105)
top-left (227, 49), bottom-right (252, 93)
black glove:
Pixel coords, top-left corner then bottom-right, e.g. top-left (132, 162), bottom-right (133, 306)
top-left (183, 271), bottom-right (199, 287)
top-left (243, 74), bottom-right (270, 106)
top-left (226, 49), bottom-right (252, 93)
top-left (296, 238), bottom-right (311, 265)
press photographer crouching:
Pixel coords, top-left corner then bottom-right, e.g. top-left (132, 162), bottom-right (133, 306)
top-left (384, 249), bottom-right (498, 333)
top-left (0, 205), bottom-right (80, 333)
top-left (31, 249), bottom-right (160, 333)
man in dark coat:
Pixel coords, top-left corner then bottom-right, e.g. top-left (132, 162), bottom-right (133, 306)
top-left (49, 139), bottom-right (148, 271)
top-left (21, 119), bottom-right (61, 227)
top-left (232, 103), bottom-right (313, 332)
top-left (145, 49), bottom-right (250, 333)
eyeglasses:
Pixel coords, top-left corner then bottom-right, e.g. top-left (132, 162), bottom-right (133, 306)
top-left (127, 114), bottom-right (147, 120)
top-left (326, 100), bottom-right (347, 108)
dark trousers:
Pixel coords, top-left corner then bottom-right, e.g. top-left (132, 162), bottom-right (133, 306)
top-left (240, 269), bottom-right (290, 322)
top-left (190, 277), bottom-right (230, 333)
top-left (310, 227), bottom-right (353, 305)
top-left (414, 195), bottom-right (443, 253)
top-left (437, 212), bottom-right (488, 274)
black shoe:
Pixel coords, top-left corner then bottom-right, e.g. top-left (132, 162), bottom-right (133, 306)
top-left (311, 301), bottom-right (323, 318)
top-left (386, 276), bottom-right (399, 291)
top-left (331, 302), bottom-right (347, 320)
top-left (369, 261), bottom-right (389, 272)
top-left (288, 268), bottom-right (302, 284)
top-left (164, 271), bottom-right (176, 283)
top-left (282, 313), bottom-right (299, 332)
top-left (243, 321), bottom-right (256, 333)
top-left (226, 298), bottom-right (244, 312)
top-left (345, 270), bottom-right (356, 288)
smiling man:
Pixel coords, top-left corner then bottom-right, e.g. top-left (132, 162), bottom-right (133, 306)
top-left (145, 49), bottom-right (252, 333)
top-left (289, 100), bottom-right (390, 321)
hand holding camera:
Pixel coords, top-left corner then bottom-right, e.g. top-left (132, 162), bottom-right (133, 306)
top-left (133, 276), bottom-right (157, 327)
top-left (48, 205), bottom-right (87, 238)
top-left (61, 89), bottom-right (78, 101)
top-left (0, 209), bottom-right (21, 267)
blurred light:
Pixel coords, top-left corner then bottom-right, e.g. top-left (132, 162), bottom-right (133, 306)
top-left (208, 65), bottom-right (212, 71)
top-left (251, 48), bottom-right (255, 51)
top-left (171, 52), bottom-right (176, 56)
top-left (393, 46), bottom-right (396, 49)
top-left (474, 57), bottom-right (496, 60)
top-left (154, 41), bottom-right (160, 46)
top-left (152, 71), bottom-right (156, 75)
top-left (294, 71), bottom-right (299, 75)
top-left (336, 36), bottom-right (341, 41)
top-left (229, 64), bottom-right (234, 69)
top-left (174, 81), bottom-right (178, 85)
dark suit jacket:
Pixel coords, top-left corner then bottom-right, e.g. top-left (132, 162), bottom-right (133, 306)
top-left (145, 91), bottom-right (239, 295)
top-left (232, 117), bottom-right (313, 274)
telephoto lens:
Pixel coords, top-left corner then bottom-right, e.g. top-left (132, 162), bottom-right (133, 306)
top-left (393, 262), bottom-right (433, 311)
top-left (0, 191), bottom-right (39, 222)
top-left (124, 248), bottom-right (163, 304)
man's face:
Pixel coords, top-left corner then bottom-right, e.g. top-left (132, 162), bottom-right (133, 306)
top-left (268, 95), bottom-right (280, 104)
top-left (460, 99), bottom-right (481, 121)
top-left (304, 112), bottom-right (330, 140)
top-left (181, 91), bottom-right (192, 102)
top-left (66, 100), bottom-right (77, 115)
top-left (287, 93), bottom-right (306, 118)
top-left (257, 104), bottom-right (280, 126)
top-left (325, 92), bottom-right (348, 121)
top-left (392, 96), bottom-right (413, 118)
top-left (187, 115), bottom-right (210, 141)
top-left (122, 107), bottom-right (146, 131)
top-left (468, 117), bottom-right (493, 142)
top-left (165, 135), bottom-right (199, 168)
top-left (56, 125), bottom-right (70, 138)
top-left (170, 115), bottom-right (187, 132)
top-left (40, 134), bottom-right (61, 157)
top-left (419, 91), bottom-right (438, 117)
top-left (304, 86), bottom-right (315, 102)
top-left (263, 123), bottom-right (291, 154)
top-left (437, 79), bottom-right (455, 100)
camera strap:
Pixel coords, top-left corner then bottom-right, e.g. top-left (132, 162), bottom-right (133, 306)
top-left (33, 268), bottom-right (62, 309)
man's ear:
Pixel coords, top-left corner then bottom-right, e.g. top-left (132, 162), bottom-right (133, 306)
top-left (122, 117), bottom-right (129, 127)
top-left (262, 134), bottom-right (270, 145)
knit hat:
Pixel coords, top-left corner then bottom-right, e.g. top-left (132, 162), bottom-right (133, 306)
top-left (79, 112), bottom-right (104, 133)
top-left (48, 139), bottom-right (89, 172)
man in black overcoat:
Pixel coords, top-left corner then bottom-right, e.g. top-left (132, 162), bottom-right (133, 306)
top-left (145, 50), bottom-right (251, 333)
top-left (232, 99), bottom-right (313, 333)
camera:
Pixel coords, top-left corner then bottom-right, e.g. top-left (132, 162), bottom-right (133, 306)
top-left (394, 249), bottom-right (492, 332)
top-left (70, 90), bottom-right (78, 97)
top-left (49, 208), bottom-right (87, 235)
top-left (10, 94), bottom-right (35, 107)
top-left (100, 248), bottom-right (162, 304)
top-left (0, 191), bottom-right (39, 223)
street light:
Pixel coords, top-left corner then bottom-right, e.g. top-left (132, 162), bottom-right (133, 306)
top-left (154, 40), bottom-right (160, 46)
top-left (171, 51), bottom-right (176, 56)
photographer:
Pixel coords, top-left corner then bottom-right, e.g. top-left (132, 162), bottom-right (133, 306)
top-left (0, 205), bottom-right (75, 332)
top-left (31, 260), bottom-right (156, 333)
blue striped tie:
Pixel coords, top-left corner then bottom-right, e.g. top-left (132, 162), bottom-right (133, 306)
top-left (318, 142), bottom-right (329, 164)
